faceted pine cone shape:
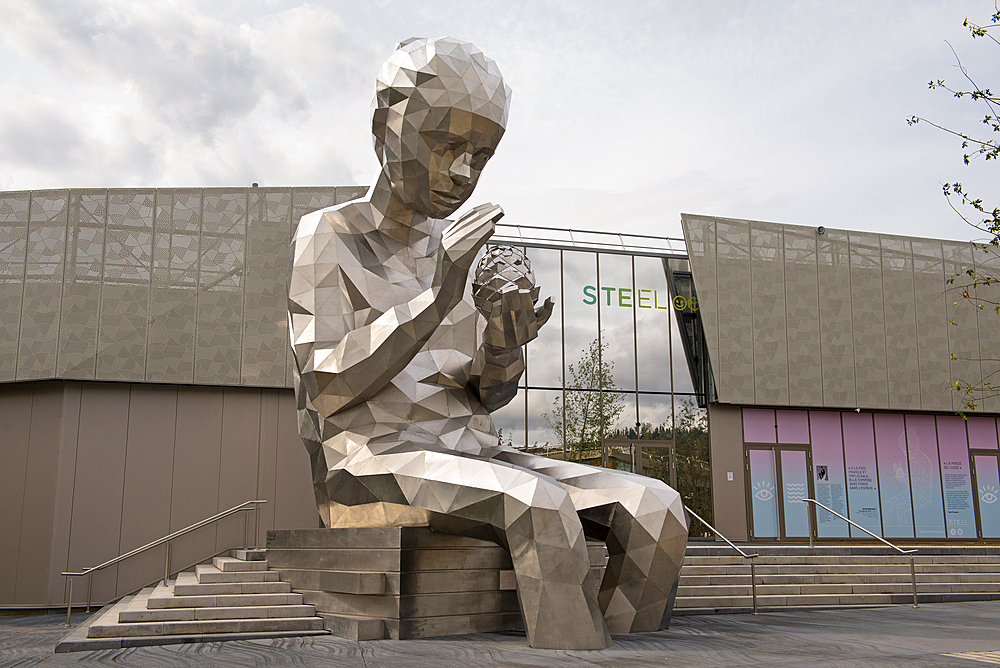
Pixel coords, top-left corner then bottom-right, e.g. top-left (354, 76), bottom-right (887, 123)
top-left (472, 246), bottom-right (539, 314)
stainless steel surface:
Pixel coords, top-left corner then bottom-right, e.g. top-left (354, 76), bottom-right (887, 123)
top-left (685, 505), bottom-right (760, 615)
top-left (803, 498), bottom-right (919, 607)
top-left (288, 36), bottom-right (688, 650)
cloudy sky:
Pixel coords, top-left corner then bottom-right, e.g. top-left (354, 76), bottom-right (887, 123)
top-left (1, 0), bottom-right (997, 243)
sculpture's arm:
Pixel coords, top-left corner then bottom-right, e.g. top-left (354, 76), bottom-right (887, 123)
top-left (470, 289), bottom-right (554, 412)
top-left (290, 205), bottom-right (501, 417)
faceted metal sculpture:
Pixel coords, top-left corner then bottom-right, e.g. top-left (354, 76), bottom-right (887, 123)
top-left (288, 36), bottom-right (688, 650)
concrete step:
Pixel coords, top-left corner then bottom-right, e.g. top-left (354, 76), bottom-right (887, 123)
top-left (679, 572), bottom-right (1000, 586)
top-left (684, 544), bottom-right (1000, 557)
top-left (677, 582), bottom-right (1000, 597)
top-left (173, 572), bottom-right (290, 596)
top-left (231, 548), bottom-right (267, 561)
top-left (119, 604), bottom-right (318, 623)
top-left (319, 613), bottom-right (387, 641)
top-left (147, 581), bottom-right (303, 609)
top-left (679, 563), bottom-right (1000, 576)
top-left (214, 556), bottom-right (269, 572)
top-left (196, 564), bottom-right (279, 583)
top-left (682, 555), bottom-right (1000, 567)
top-left (89, 615), bottom-right (325, 638)
top-left (675, 591), bottom-right (1000, 609)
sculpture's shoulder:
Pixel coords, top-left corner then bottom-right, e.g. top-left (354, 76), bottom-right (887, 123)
top-left (293, 199), bottom-right (378, 246)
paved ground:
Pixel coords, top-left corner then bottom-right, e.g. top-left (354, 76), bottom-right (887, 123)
top-left (2, 601), bottom-right (1000, 667)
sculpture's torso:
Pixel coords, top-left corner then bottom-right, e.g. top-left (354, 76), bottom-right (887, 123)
top-left (293, 201), bottom-right (497, 458)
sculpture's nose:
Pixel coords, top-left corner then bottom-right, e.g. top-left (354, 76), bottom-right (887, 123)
top-left (449, 151), bottom-right (472, 184)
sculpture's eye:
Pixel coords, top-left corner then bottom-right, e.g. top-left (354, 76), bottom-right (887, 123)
top-left (471, 148), bottom-right (493, 171)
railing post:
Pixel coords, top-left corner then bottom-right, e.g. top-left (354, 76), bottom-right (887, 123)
top-left (749, 559), bottom-right (758, 615)
top-left (254, 504), bottom-right (260, 549)
top-left (910, 555), bottom-right (919, 608)
top-left (808, 503), bottom-right (815, 549)
top-left (86, 572), bottom-right (93, 613)
top-left (163, 541), bottom-right (171, 586)
top-left (65, 578), bottom-right (73, 627)
top-left (244, 509), bottom-right (250, 548)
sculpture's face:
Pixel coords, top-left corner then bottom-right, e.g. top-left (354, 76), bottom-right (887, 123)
top-left (385, 107), bottom-right (503, 219)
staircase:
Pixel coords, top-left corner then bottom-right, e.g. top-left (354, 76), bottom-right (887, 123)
top-left (675, 544), bottom-right (1000, 614)
top-left (57, 549), bottom-right (327, 652)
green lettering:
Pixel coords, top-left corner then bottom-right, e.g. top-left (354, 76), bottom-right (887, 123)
top-left (655, 290), bottom-right (668, 309)
top-left (583, 285), bottom-right (597, 305)
top-left (601, 286), bottom-right (615, 306)
top-left (619, 288), bottom-right (632, 308)
top-left (638, 289), bottom-right (651, 308)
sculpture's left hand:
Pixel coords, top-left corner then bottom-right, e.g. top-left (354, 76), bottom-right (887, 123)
top-left (483, 289), bottom-right (555, 350)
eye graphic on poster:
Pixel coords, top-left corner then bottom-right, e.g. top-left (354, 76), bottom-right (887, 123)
top-left (754, 481), bottom-right (775, 501)
top-left (816, 465), bottom-right (828, 481)
top-left (982, 485), bottom-right (999, 505)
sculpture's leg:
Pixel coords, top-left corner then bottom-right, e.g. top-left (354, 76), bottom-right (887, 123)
top-left (330, 444), bottom-right (612, 649)
top-left (492, 451), bottom-right (688, 633)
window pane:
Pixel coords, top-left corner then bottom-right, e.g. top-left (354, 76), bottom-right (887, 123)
top-left (634, 256), bottom-right (674, 392)
top-left (562, 250), bottom-right (598, 389)
top-left (523, 248), bottom-right (561, 389)
top-left (595, 253), bottom-right (636, 392)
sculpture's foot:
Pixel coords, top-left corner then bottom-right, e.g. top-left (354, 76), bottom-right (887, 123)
top-left (519, 578), bottom-right (612, 650)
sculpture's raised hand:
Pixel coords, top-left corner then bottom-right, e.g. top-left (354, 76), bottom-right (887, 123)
top-left (484, 291), bottom-right (554, 350)
top-left (438, 204), bottom-right (503, 302)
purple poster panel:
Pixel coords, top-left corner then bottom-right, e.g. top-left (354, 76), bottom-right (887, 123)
top-left (841, 412), bottom-right (882, 538)
top-left (776, 410), bottom-right (810, 444)
top-left (967, 417), bottom-right (999, 450)
top-left (904, 414), bottom-right (946, 538)
top-left (743, 409), bottom-right (776, 443)
top-left (873, 414), bottom-right (914, 538)
top-left (937, 416), bottom-right (976, 539)
top-left (809, 411), bottom-right (849, 538)
top-left (974, 456), bottom-right (1000, 538)
top-left (748, 449), bottom-right (779, 538)
top-left (780, 450), bottom-right (811, 537)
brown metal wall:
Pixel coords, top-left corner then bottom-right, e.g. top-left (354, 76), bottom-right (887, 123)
top-left (0, 380), bottom-right (316, 609)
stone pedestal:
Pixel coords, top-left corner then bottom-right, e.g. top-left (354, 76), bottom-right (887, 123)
top-left (266, 527), bottom-right (608, 641)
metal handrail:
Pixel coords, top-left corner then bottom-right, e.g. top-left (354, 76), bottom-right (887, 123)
top-left (61, 499), bottom-right (266, 626)
top-left (803, 498), bottom-right (918, 608)
top-left (685, 505), bottom-right (760, 614)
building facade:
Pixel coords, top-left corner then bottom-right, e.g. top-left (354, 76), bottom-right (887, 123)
top-left (6, 184), bottom-right (994, 610)
top-left (682, 214), bottom-right (1000, 543)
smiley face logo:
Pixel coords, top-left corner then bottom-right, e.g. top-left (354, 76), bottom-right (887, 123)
top-left (672, 295), bottom-right (687, 311)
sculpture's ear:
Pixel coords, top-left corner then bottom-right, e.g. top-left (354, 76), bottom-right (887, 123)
top-left (396, 37), bottom-right (424, 50)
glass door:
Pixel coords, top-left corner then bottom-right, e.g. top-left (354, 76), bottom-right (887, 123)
top-left (973, 453), bottom-right (1000, 539)
top-left (747, 446), bottom-right (813, 540)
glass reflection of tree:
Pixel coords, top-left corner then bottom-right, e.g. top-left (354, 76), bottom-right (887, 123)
top-left (623, 398), bottom-right (713, 536)
top-left (542, 336), bottom-right (625, 463)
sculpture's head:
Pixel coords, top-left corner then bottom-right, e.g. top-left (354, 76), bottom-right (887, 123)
top-left (372, 37), bottom-right (511, 219)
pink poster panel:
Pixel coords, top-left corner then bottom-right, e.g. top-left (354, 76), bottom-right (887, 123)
top-left (743, 409), bottom-right (776, 443)
top-left (967, 417), bottom-right (999, 450)
top-left (936, 416), bottom-right (977, 538)
top-left (904, 414), bottom-right (945, 538)
top-left (873, 413), bottom-right (913, 538)
top-left (776, 410), bottom-right (810, 444)
top-left (841, 412), bottom-right (882, 538)
top-left (809, 411), bottom-right (849, 538)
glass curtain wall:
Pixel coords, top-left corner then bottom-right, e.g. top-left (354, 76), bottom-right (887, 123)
top-left (488, 243), bottom-right (710, 532)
